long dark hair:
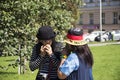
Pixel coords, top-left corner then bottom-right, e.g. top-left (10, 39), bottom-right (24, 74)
top-left (71, 44), bottom-right (93, 67)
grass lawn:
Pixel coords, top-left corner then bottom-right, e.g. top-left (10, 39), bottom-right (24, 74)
top-left (90, 44), bottom-right (120, 80)
top-left (0, 44), bottom-right (120, 80)
top-left (0, 56), bottom-right (38, 80)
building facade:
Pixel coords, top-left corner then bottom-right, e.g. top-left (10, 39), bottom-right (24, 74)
top-left (78, 0), bottom-right (120, 32)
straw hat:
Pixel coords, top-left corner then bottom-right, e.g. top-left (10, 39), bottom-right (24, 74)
top-left (64, 27), bottom-right (87, 45)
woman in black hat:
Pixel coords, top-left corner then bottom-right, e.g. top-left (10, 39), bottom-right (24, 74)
top-left (29, 26), bottom-right (62, 80)
top-left (57, 27), bottom-right (94, 80)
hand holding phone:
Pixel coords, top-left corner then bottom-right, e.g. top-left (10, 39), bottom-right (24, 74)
top-left (44, 44), bottom-right (53, 56)
top-left (40, 45), bottom-right (46, 57)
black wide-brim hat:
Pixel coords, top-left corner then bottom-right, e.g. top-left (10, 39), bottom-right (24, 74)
top-left (36, 26), bottom-right (56, 40)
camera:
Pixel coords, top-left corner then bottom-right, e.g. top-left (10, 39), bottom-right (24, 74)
top-left (39, 73), bottom-right (48, 80)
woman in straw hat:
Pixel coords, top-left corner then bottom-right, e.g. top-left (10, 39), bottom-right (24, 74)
top-left (57, 27), bottom-right (94, 80)
top-left (29, 26), bottom-right (62, 80)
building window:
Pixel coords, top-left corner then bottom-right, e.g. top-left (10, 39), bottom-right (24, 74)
top-left (102, 0), bottom-right (105, 2)
top-left (79, 14), bottom-right (83, 25)
top-left (113, 12), bottom-right (118, 24)
top-left (102, 13), bottom-right (105, 24)
top-left (89, 13), bottom-right (94, 24)
top-left (89, 0), bottom-right (93, 3)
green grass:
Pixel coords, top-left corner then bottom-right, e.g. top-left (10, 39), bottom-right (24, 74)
top-left (90, 44), bottom-right (120, 80)
top-left (88, 40), bottom-right (118, 44)
top-left (0, 44), bottom-right (120, 80)
top-left (0, 56), bottom-right (38, 80)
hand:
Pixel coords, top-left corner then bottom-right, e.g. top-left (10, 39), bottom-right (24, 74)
top-left (44, 44), bottom-right (53, 56)
top-left (40, 45), bottom-right (46, 57)
top-left (60, 58), bottom-right (66, 66)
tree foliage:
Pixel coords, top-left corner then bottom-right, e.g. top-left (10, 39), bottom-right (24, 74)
top-left (0, 0), bottom-right (82, 74)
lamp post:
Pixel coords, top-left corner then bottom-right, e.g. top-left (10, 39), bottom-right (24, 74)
top-left (100, 0), bottom-right (102, 42)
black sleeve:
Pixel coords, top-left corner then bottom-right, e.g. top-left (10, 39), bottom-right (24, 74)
top-left (49, 42), bottom-right (63, 67)
top-left (29, 45), bottom-right (44, 71)
top-left (49, 52), bottom-right (61, 67)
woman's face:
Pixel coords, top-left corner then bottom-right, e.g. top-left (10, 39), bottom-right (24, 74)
top-left (40, 39), bottom-right (52, 46)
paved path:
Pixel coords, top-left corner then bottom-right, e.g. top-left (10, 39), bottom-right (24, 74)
top-left (88, 41), bottom-right (120, 47)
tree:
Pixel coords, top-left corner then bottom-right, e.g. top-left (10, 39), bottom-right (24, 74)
top-left (0, 0), bottom-right (82, 74)
top-left (0, 0), bottom-right (40, 74)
